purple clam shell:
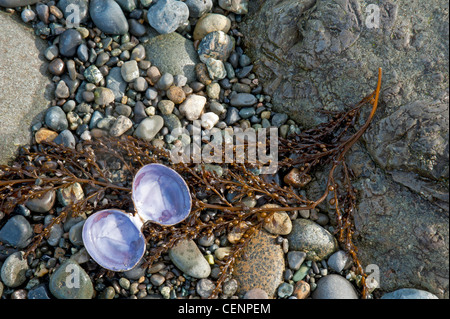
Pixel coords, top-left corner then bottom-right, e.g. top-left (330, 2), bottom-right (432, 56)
top-left (132, 164), bottom-right (192, 226)
top-left (82, 209), bottom-right (146, 272)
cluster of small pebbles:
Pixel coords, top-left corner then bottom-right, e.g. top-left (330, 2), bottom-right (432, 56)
top-left (0, 0), bottom-right (375, 300)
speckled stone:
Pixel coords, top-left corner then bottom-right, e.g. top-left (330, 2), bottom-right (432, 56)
top-left (49, 260), bottom-right (94, 299)
top-left (233, 230), bottom-right (284, 298)
top-left (287, 219), bottom-right (338, 261)
top-left (381, 288), bottom-right (439, 299)
top-left (169, 239), bottom-right (211, 279)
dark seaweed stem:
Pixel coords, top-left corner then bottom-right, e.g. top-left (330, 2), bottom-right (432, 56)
top-left (0, 69), bottom-right (382, 298)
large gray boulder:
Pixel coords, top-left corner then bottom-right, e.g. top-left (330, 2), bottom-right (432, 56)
top-left (0, 12), bottom-right (53, 165)
top-left (242, 0), bottom-right (449, 298)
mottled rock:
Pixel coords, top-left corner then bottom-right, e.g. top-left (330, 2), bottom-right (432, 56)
top-left (261, 204), bottom-right (292, 235)
top-left (198, 31), bottom-right (235, 63)
top-left (0, 252), bottom-right (29, 288)
top-left (218, 0), bottom-right (248, 14)
top-left (147, 0), bottom-right (189, 34)
top-left (49, 260), bottom-right (94, 299)
top-left (233, 230), bottom-right (284, 298)
top-left (169, 239), bottom-right (211, 279)
top-left (287, 219), bottom-right (337, 261)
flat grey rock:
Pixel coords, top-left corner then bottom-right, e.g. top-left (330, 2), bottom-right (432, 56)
top-left (0, 12), bottom-right (53, 165)
top-left (381, 288), bottom-right (439, 299)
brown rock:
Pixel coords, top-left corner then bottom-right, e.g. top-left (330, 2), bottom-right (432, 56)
top-left (166, 86), bottom-right (186, 104)
top-left (261, 204), bottom-right (292, 235)
top-left (48, 58), bottom-right (65, 75)
top-left (283, 168), bottom-right (311, 188)
top-left (195, 63), bottom-right (212, 86)
top-left (293, 280), bottom-right (310, 299)
top-left (227, 221), bottom-right (249, 244)
top-left (233, 230), bottom-right (284, 298)
top-left (146, 66), bottom-right (161, 85)
top-left (35, 128), bottom-right (58, 144)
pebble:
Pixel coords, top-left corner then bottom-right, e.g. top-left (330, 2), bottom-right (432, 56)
top-left (287, 219), bottom-right (338, 261)
top-left (0, 215), bottom-right (33, 249)
top-left (293, 281), bottom-right (310, 299)
top-left (277, 282), bottom-right (294, 298)
top-left (58, 0), bottom-right (89, 23)
top-left (193, 13), bottom-right (231, 41)
top-left (69, 221), bottom-right (85, 246)
top-left (84, 65), bottom-right (104, 84)
top-left (55, 80), bottom-right (70, 99)
top-left (35, 128), bottom-right (58, 144)
top-left (201, 112), bottom-right (219, 130)
top-left (243, 288), bottom-right (268, 299)
top-left (134, 77), bottom-right (148, 92)
top-left (0, 252), bottom-right (29, 288)
top-left (271, 113), bottom-right (289, 127)
top-left (133, 115), bottom-right (164, 141)
top-left (381, 288), bottom-right (439, 299)
top-left (28, 284), bottom-right (51, 299)
top-left (49, 260), bottom-right (94, 299)
top-left (119, 277), bottom-right (131, 290)
top-left (230, 93), bottom-right (257, 108)
top-left (44, 215), bottom-right (64, 246)
top-left (233, 230), bottom-right (284, 298)
top-left (89, 0), bottom-right (129, 35)
top-left (167, 86), bottom-right (186, 104)
top-left (44, 45), bottom-right (59, 61)
top-left (205, 58), bottom-right (227, 81)
top-left (147, 0), bottom-right (189, 34)
top-left (312, 274), bottom-right (358, 299)
top-left (196, 278), bottom-right (215, 298)
top-left (150, 274), bottom-right (165, 286)
top-left (121, 60), bottom-right (139, 82)
top-left (179, 94), bottom-right (207, 121)
top-left (123, 258), bottom-right (147, 280)
top-left (48, 58), bottom-right (65, 76)
top-left (225, 107), bottom-right (241, 125)
top-left (157, 100), bottom-right (175, 115)
top-left (157, 73), bottom-right (174, 91)
top-left (287, 251), bottom-right (307, 271)
top-left (222, 278), bottom-right (238, 297)
top-left (45, 106), bottom-right (68, 132)
top-left (106, 67), bottom-right (127, 100)
top-left (168, 239), bottom-right (211, 279)
top-left (283, 168), bottom-right (312, 188)
top-left (21, 8), bottom-right (36, 23)
top-left (198, 31), bottom-right (235, 63)
top-left (327, 250), bottom-right (352, 273)
top-left (59, 29), bottom-right (83, 57)
top-left (163, 114), bottom-right (182, 132)
top-left (218, 0), bottom-right (249, 14)
top-left (94, 87), bottom-right (115, 105)
top-left (25, 190), bottom-right (56, 213)
top-left (185, 0), bottom-right (213, 18)
top-left (54, 130), bottom-right (76, 149)
top-left (293, 264), bottom-right (310, 282)
top-left (109, 115), bottom-right (133, 137)
top-left (57, 182), bottom-right (84, 206)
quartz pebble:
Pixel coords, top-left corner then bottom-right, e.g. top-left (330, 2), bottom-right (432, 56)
top-left (0, 252), bottom-right (29, 288)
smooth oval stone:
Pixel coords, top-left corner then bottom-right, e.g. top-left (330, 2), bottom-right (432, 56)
top-left (230, 93), bottom-right (257, 108)
top-left (287, 219), bottom-right (338, 261)
top-left (49, 260), bottom-right (94, 299)
top-left (0, 0), bottom-right (38, 7)
top-left (59, 29), bottom-right (83, 57)
top-left (132, 164), bottom-right (191, 226)
top-left (194, 13), bottom-right (231, 41)
top-left (179, 94), bottom-right (207, 121)
top-left (106, 66), bottom-right (127, 101)
top-left (25, 190), bottom-right (56, 213)
top-left (90, 0), bottom-right (129, 35)
top-left (147, 0), bottom-right (189, 34)
top-left (133, 115), bottom-right (164, 141)
top-left (0, 215), bottom-right (32, 249)
top-left (185, 0), bottom-right (212, 18)
top-left (0, 252), bottom-right (29, 288)
top-left (169, 239), bottom-right (211, 279)
top-left (82, 209), bottom-right (145, 271)
top-left (312, 274), bottom-right (358, 299)
top-left (381, 288), bottom-right (439, 299)
top-left (144, 32), bottom-right (199, 83)
top-left (233, 230), bottom-right (285, 298)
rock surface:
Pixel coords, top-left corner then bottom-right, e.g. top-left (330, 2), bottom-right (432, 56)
top-left (381, 288), bottom-right (439, 299)
top-left (243, 0), bottom-right (449, 299)
top-left (0, 12), bottom-right (53, 165)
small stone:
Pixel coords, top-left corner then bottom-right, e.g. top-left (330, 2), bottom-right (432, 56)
top-left (44, 45), bottom-right (59, 61)
top-left (185, 0), bottom-right (212, 18)
top-left (150, 274), bottom-right (165, 286)
top-left (166, 86), bottom-right (186, 104)
top-left (287, 219), bottom-right (338, 261)
top-left (162, 114), bottom-right (182, 132)
top-left (222, 278), bottom-right (238, 297)
top-left (119, 277), bottom-right (131, 290)
top-left (106, 67), bottom-right (127, 101)
top-left (147, 66), bottom-right (162, 85)
top-left (381, 288), bottom-right (439, 299)
top-left (121, 60), bottom-right (139, 82)
top-left (100, 286), bottom-right (116, 299)
top-left (133, 116), bottom-right (164, 141)
top-left (261, 204), bottom-right (292, 235)
top-left (25, 190), bottom-right (56, 213)
top-left (195, 63), bottom-right (212, 85)
top-left (94, 87), bottom-right (115, 105)
top-left (69, 221), bottom-right (85, 246)
top-left (0, 252), bottom-right (29, 288)
top-left (58, 0), bottom-right (89, 23)
top-left (206, 82), bottom-right (221, 99)
top-left (277, 283), bottom-right (294, 298)
top-left (147, 0), bottom-right (189, 34)
top-left (55, 80), bottom-right (70, 99)
top-left (129, 19), bottom-right (147, 37)
top-left (134, 77), bottom-right (148, 92)
top-left (45, 106), bottom-right (68, 132)
top-left (84, 65), bottom-right (104, 84)
top-left (57, 182), bottom-right (84, 206)
top-left (35, 128), bottom-right (58, 144)
top-left (272, 113), bottom-right (289, 127)
top-left (45, 215), bottom-right (63, 247)
top-left (28, 284), bottom-right (51, 299)
top-left (59, 29), bottom-right (83, 57)
top-left (48, 58), bottom-right (65, 76)
top-left (293, 281), bottom-right (310, 299)
top-left (287, 251), bottom-right (307, 271)
top-left (225, 107), bottom-right (241, 125)
top-left (214, 247), bottom-right (232, 261)
top-left (179, 94), bottom-right (207, 121)
top-left (21, 8), bottom-right (36, 23)
top-left (312, 274), bottom-right (358, 299)
top-left (327, 250), bottom-right (352, 273)
top-left (109, 115), bottom-right (133, 137)
top-left (201, 112), bottom-right (219, 130)
top-left (198, 31), bottom-right (234, 63)
top-left (238, 107), bottom-right (256, 119)
top-left (243, 288), bottom-right (268, 299)
top-left (230, 93), bottom-right (257, 108)
top-left (293, 264), bottom-right (310, 282)
top-left (173, 75), bottom-right (188, 87)
top-left (90, 0), bottom-right (129, 35)
top-left (157, 100), bottom-right (175, 115)
top-left (218, 0), bottom-right (248, 14)
top-left (54, 130), bottom-right (76, 149)
top-left (49, 260), bottom-right (94, 299)
top-left (284, 168), bottom-right (312, 188)
top-left (168, 239), bottom-right (211, 279)
top-left (157, 73), bottom-right (174, 91)
top-left (0, 216), bottom-right (32, 249)
top-left (196, 278), bottom-right (215, 298)
top-left (193, 13), bottom-right (231, 41)
top-left (205, 58), bottom-right (227, 81)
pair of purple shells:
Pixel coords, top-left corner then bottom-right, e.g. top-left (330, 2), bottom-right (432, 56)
top-left (82, 164), bottom-right (192, 272)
